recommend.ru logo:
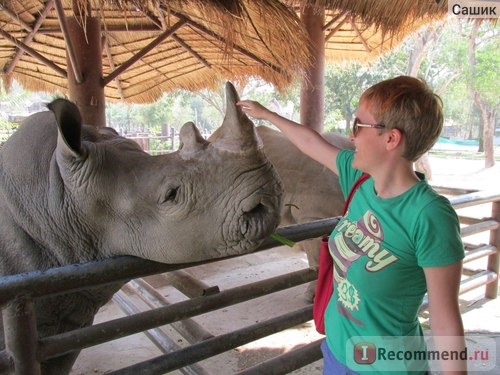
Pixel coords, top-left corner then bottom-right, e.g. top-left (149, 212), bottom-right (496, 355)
top-left (347, 334), bottom-right (496, 372)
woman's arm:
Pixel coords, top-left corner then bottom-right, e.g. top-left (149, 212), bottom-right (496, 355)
top-left (424, 261), bottom-right (467, 374)
top-left (237, 100), bottom-right (341, 175)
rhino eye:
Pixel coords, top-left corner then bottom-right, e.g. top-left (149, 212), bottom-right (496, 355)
top-left (162, 186), bottom-right (180, 204)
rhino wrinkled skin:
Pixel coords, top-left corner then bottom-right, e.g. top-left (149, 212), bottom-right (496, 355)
top-left (256, 126), bottom-right (353, 299)
top-left (0, 83), bottom-right (283, 374)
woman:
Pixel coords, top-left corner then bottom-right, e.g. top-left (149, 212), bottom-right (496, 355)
top-left (237, 76), bottom-right (466, 374)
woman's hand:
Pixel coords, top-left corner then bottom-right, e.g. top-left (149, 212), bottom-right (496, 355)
top-left (237, 100), bottom-right (273, 120)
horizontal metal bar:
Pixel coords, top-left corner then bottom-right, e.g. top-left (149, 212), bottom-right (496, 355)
top-left (159, 270), bottom-right (219, 297)
top-left (38, 268), bottom-right (316, 360)
top-left (459, 270), bottom-right (498, 295)
top-left (420, 269), bottom-right (498, 311)
top-left (464, 245), bottom-right (497, 264)
top-left (125, 279), bottom-right (214, 342)
top-left (108, 306), bottom-right (314, 375)
top-left (236, 339), bottom-right (323, 375)
top-left (433, 186), bottom-right (478, 196)
top-left (112, 291), bottom-right (211, 375)
top-left (461, 220), bottom-right (499, 237)
top-left (459, 216), bottom-right (486, 225)
top-left (450, 190), bottom-right (500, 209)
top-left (0, 218), bottom-right (338, 307)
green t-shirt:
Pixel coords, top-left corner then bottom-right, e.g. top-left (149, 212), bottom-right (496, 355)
top-left (325, 150), bottom-right (464, 374)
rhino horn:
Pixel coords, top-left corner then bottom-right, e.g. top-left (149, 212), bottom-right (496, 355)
top-left (211, 82), bottom-right (262, 152)
top-left (179, 121), bottom-right (209, 158)
top-left (48, 98), bottom-right (84, 158)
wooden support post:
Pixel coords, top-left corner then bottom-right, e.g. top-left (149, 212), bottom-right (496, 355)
top-left (66, 16), bottom-right (106, 127)
top-left (300, 6), bottom-right (325, 133)
top-left (485, 200), bottom-right (499, 298)
top-left (3, 297), bottom-right (40, 375)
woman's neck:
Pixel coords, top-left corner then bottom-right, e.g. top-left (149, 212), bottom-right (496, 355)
top-left (371, 162), bottom-right (419, 198)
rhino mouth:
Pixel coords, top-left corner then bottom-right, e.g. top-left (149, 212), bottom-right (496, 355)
top-left (241, 202), bottom-right (269, 235)
top-left (226, 189), bottom-right (282, 254)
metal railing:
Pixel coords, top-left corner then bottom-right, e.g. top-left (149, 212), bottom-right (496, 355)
top-left (1, 189), bottom-right (499, 375)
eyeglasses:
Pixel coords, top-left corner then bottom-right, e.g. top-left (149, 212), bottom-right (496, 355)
top-left (352, 117), bottom-right (385, 136)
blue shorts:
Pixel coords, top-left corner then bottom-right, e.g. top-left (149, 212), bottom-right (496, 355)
top-left (321, 339), bottom-right (359, 375)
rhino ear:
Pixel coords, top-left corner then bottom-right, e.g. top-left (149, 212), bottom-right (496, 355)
top-left (47, 98), bottom-right (84, 158)
top-left (179, 121), bottom-right (209, 158)
top-left (210, 81), bottom-right (262, 152)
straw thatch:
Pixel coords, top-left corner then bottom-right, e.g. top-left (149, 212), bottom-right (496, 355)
top-left (291, 0), bottom-right (448, 62)
top-left (0, 0), bottom-right (310, 103)
top-left (0, 0), bottom-right (448, 103)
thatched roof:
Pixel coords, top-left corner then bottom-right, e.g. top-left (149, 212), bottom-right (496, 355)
top-left (292, 0), bottom-right (448, 62)
top-left (0, 0), bottom-right (448, 103)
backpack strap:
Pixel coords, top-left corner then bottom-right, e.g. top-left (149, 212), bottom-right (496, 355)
top-left (342, 173), bottom-right (370, 215)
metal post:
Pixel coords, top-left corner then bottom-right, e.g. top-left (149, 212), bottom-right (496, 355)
top-left (2, 297), bottom-right (40, 375)
top-left (0, 349), bottom-right (14, 373)
top-left (485, 200), bottom-right (499, 299)
top-left (170, 127), bottom-right (175, 150)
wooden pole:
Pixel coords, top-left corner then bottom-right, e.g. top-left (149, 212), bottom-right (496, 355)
top-left (66, 16), bottom-right (106, 127)
top-left (300, 6), bottom-right (325, 133)
top-left (485, 200), bottom-right (499, 299)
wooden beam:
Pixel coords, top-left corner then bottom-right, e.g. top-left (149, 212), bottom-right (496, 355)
top-left (141, 7), bottom-right (163, 29)
top-left (37, 25), bottom-right (163, 34)
top-left (0, 29), bottom-right (67, 78)
top-left (0, 3), bottom-right (33, 32)
top-left (325, 15), bottom-right (348, 42)
top-left (164, 8), bottom-right (284, 75)
top-left (350, 16), bottom-right (371, 52)
top-left (322, 12), bottom-right (346, 31)
top-left (102, 35), bottom-right (124, 100)
top-left (172, 34), bottom-right (211, 68)
top-left (141, 7), bottom-right (211, 68)
top-left (102, 18), bottom-right (186, 86)
top-left (54, 0), bottom-right (83, 83)
top-left (3, 0), bottom-right (55, 75)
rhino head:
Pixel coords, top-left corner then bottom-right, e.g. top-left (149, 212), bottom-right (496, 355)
top-left (43, 82), bottom-right (283, 264)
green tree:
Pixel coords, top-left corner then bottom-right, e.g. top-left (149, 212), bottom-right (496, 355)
top-left (432, 19), bottom-right (498, 166)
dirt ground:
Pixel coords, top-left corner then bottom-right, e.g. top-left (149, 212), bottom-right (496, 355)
top-left (71, 155), bottom-right (500, 375)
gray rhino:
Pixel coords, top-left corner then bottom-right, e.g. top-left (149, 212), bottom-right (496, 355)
top-left (0, 83), bottom-right (283, 374)
top-left (256, 126), bottom-right (353, 299)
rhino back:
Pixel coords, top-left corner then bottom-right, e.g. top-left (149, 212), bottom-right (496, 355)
top-left (0, 111), bottom-right (103, 274)
top-left (256, 126), bottom-right (352, 225)
top-left (0, 112), bottom-right (58, 272)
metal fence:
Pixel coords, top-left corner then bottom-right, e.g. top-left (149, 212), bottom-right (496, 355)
top-left (0, 189), bottom-right (499, 375)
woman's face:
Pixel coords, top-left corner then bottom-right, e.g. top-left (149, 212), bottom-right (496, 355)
top-left (350, 99), bottom-right (387, 172)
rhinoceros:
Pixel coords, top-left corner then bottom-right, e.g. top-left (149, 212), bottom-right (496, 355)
top-left (0, 83), bottom-right (283, 374)
top-left (256, 125), bottom-right (353, 300)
